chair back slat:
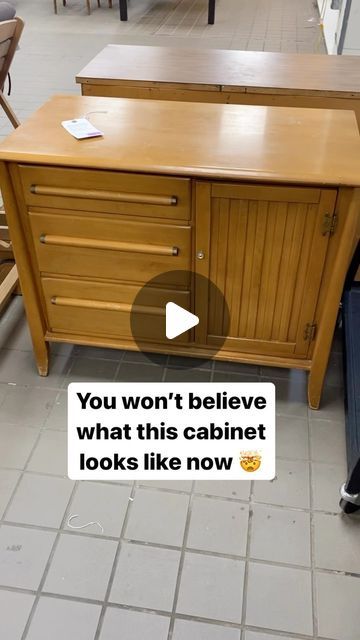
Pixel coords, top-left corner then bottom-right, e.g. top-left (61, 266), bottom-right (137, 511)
top-left (0, 18), bottom-right (24, 90)
top-left (0, 20), bottom-right (17, 43)
top-left (0, 40), bottom-right (11, 59)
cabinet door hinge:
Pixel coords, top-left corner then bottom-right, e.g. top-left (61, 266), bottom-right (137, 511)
top-left (304, 322), bottom-right (317, 342)
top-left (322, 212), bottom-right (337, 236)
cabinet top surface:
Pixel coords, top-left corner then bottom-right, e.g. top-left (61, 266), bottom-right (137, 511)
top-left (76, 45), bottom-right (360, 98)
top-left (1, 95), bottom-right (360, 186)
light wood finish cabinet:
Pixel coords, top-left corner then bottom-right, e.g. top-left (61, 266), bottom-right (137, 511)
top-left (76, 46), bottom-right (360, 127)
top-left (195, 183), bottom-right (337, 359)
top-left (0, 95), bottom-right (359, 409)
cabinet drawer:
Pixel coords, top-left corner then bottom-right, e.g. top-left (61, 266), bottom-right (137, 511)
top-left (29, 212), bottom-right (191, 286)
top-left (18, 165), bottom-right (191, 221)
top-left (42, 277), bottom-right (190, 344)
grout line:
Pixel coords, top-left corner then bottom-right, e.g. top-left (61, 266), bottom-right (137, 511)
top-left (3, 515), bottom-right (353, 576)
top-left (161, 355), bottom-right (170, 382)
top-left (0, 468), bottom-right (132, 491)
top-left (0, 446), bottom-right (348, 469)
top-left (243, 624), bottom-right (318, 640)
top-left (0, 429), bottom-right (46, 523)
top-left (0, 366), bottom-right (74, 526)
top-left (93, 480), bottom-right (137, 640)
top-left (0, 585), bottom-right (38, 596)
top-left (0, 409), bottom-right (347, 429)
top-left (240, 480), bottom-right (254, 640)
top-left (0, 584), bottom-right (341, 640)
top-left (308, 410), bottom-right (319, 638)
top-left (20, 480), bottom-right (79, 640)
top-left (112, 349), bottom-right (126, 381)
top-left (0, 469), bottom-right (351, 519)
top-left (167, 481), bottom-right (194, 639)
top-left (209, 358), bottom-right (215, 382)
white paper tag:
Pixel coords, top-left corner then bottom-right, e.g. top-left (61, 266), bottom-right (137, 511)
top-left (61, 118), bottom-right (103, 140)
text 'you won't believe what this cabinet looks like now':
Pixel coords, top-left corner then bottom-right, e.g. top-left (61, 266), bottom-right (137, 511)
top-left (0, 95), bottom-right (359, 409)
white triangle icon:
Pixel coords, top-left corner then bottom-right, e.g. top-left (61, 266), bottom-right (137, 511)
top-left (166, 302), bottom-right (199, 340)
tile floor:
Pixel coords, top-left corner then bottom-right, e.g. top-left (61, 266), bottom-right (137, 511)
top-left (0, 296), bottom-right (358, 640)
top-left (0, 0), bottom-right (358, 638)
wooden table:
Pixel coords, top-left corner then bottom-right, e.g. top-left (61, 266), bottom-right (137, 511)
top-left (0, 95), bottom-right (359, 408)
top-left (76, 46), bottom-right (360, 127)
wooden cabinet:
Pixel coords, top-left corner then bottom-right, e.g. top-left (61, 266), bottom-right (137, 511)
top-left (195, 183), bottom-right (337, 360)
top-left (1, 95), bottom-right (360, 409)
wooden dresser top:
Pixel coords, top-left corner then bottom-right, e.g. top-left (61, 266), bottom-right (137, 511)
top-left (1, 95), bottom-right (360, 187)
top-left (76, 45), bottom-right (360, 98)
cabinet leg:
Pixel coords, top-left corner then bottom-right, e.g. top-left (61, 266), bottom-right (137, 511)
top-left (307, 369), bottom-right (324, 410)
top-left (34, 340), bottom-right (50, 377)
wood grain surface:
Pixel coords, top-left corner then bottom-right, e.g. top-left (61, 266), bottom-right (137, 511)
top-left (0, 95), bottom-right (360, 187)
top-left (76, 46), bottom-right (360, 98)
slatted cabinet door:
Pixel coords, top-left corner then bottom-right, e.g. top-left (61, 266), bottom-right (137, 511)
top-left (195, 182), bottom-right (337, 359)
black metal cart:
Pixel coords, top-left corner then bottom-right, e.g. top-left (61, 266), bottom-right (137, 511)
top-left (340, 241), bottom-right (360, 514)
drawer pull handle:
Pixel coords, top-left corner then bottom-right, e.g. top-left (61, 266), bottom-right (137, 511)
top-left (31, 185), bottom-right (177, 206)
top-left (39, 234), bottom-right (179, 257)
top-left (51, 296), bottom-right (165, 317)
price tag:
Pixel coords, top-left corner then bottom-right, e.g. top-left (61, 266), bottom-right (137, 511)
top-left (61, 118), bottom-right (103, 140)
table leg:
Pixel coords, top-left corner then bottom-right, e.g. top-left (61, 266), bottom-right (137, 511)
top-left (208, 0), bottom-right (215, 24)
top-left (119, 0), bottom-right (128, 20)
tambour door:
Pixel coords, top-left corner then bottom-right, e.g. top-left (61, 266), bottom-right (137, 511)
top-left (194, 182), bottom-right (337, 358)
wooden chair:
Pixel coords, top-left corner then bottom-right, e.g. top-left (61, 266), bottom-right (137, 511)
top-left (0, 200), bottom-right (19, 315)
top-left (54, 0), bottom-right (112, 15)
top-left (0, 17), bottom-right (24, 312)
top-left (0, 17), bottom-right (23, 128)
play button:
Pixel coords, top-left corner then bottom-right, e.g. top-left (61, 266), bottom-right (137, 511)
top-left (130, 270), bottom-right (229, 369)
top-left (166, 302), bottom-right (199, 340)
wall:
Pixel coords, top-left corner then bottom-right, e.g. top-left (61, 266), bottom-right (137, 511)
top-left (317, 0), bottom-right (341, 53)
top-left (341, 0), bottom-right (360, 54)
top-left (317, 0), bottom-right (360, 54)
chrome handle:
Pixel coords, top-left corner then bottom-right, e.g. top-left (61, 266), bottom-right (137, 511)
top-left (196, 250), bottom-right (205, 260)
